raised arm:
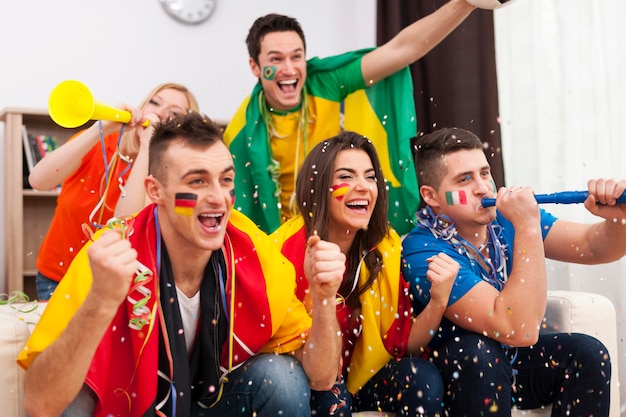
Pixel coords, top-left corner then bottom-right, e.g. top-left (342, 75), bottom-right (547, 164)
top-left (29, 105), bottom-right (143, 191)
top-left (294, 234), bottom-right (344, 391)
top-left (23, 231), bottom-right (138, 417)
top-left (544, 178), bottom-right (626, 264)
top-left (361, 0), bottom-right (475, 86)
top-left (443, 186), bottom-right (547, 347)
top-left (113, 114), bottom-right (160, 218)
top-left (407, 252), bottom-right (458, 353)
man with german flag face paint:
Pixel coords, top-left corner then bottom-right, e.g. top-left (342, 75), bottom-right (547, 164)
top-left (20, 112), bottom-right (344, 417)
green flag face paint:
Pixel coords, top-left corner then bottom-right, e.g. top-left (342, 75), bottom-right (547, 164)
top-left (174, 192), bottom-right (198, 216)
top-left (263, 66), bottom-right (277, 81)
top-left (445, 190), bottom-right (467, 205)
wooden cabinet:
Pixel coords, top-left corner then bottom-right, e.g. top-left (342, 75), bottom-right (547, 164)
top-left (0, 108), bottom-right (87, 299)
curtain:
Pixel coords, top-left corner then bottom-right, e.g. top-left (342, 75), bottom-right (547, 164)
top-left (376, 0), bottom-right (505, 187)
top-left (495, 0), bottom-right (626, 408)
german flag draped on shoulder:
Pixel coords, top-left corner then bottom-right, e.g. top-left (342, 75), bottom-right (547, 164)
top-left (224, 48), bottom-right (419, 235)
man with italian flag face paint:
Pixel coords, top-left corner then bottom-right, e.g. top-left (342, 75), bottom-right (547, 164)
top-left (403, 127), bottom-right (626, 417)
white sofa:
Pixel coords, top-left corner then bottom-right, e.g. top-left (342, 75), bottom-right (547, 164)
top-left (355, 291), bottom-right (621, 417)
top-left (1, 291), bottom-right (620, 417)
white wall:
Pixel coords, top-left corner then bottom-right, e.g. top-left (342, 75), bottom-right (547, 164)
top-left (495, 0), bottom-right (626, 413)
top-left (0, 0), bottom-right (376, 120)
top-left (0, 0), bottom-right (376, 292)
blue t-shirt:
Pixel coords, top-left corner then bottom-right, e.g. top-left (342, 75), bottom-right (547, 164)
top-left (401, 209), bottom-right (557, 348)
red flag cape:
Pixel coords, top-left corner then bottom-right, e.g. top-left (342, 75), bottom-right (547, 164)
top-left (19, 206), bottom-right (311, 416)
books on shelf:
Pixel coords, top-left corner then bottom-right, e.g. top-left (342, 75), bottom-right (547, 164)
top-left (22, 125), bottom-right (60, 189)
top-left (22, 126), bottom-right (59, 169)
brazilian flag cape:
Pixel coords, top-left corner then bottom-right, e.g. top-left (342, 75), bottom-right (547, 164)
top-left (18, 206), bottom-right (311, 417)
top-left (225, 48), bottom-right (419, 235)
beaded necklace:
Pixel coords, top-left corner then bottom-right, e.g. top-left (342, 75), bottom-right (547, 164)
top-left (415, 206), bottom-right (509, 290)
top-left (258, 88), bottom-right (310, 216)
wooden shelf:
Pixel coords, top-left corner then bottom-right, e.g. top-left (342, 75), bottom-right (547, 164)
top-left (23, 189), bottom-right (60, 197)
top-left (0, 107), bottom-right (84, 299)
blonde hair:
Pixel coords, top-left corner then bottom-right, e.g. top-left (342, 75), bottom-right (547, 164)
top-left (118, 83), bottom-right (199, 157)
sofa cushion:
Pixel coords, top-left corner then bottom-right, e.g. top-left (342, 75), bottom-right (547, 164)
top-left (0, 300), bottom-right (46, 417)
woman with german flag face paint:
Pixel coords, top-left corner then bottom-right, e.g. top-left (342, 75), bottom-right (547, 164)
top-left (272, 131), bottom-right (458, 417)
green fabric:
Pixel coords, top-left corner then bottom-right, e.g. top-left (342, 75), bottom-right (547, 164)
top-left (227, 48), bottom-right (419, 234)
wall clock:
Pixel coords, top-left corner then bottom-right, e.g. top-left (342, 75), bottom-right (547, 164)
top-left (160, 0), bottom-right (217, 25)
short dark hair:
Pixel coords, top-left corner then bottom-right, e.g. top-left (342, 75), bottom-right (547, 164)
top-left (295, 131), bottom-right (388, 307)
top-left (246, 13), bottom-right (306, 63)
top-left (412, 128), bottom-right (483, 207)
top-left (149, 111), bottom-right (224, 183)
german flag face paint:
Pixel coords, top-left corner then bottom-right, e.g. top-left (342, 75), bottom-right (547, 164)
top-left (229, 189), bottom-right (236, 206)
top-left (174, 192), bottom-right (198, 216)
top-left (330, 183), bottom-right (350, 201)
top-left (445, 190), bottom-right (467, 205)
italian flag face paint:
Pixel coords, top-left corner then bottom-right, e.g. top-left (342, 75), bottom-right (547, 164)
top-left (174, 192), bottom-right (198, 216)
top-left (445, 190), bottom-right (467, 205)
top-left (330, 183), bottom-right (350, 201)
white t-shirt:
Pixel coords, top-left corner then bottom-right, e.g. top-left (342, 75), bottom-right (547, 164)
top-left (176, 286), bottom-right (201, 354)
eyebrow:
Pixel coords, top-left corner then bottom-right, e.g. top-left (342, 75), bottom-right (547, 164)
top-left (181, 165), bottom-right (235, 179)
top-left (266, 47), bottom-right (304, 56)
top-left (335, 167), bottom-right (375, 174)
top-left (452, 165), bottom-right (490, 179)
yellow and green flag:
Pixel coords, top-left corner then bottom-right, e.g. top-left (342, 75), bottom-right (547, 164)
top-left (225, 49), bottom-right (419, 235)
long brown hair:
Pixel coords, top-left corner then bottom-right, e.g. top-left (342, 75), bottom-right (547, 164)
top-left (118, 83), bottom-right (199, 157)
top-left (295, 131), bottom-right (389, 308)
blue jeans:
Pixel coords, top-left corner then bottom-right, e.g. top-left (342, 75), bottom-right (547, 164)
top-left (430, 332), bottom-right (611, 417)
top-left (192, 354), bottom-right (311, 417)
top-left (35, 271), bottom-right (59, 301)
top-left (311, 357), bottom-right (444, 417)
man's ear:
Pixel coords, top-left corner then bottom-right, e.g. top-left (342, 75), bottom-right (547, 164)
top-left (420, 185), bottom-right (441, 208)
top-left (145, 175), bottom-right (162, 204)
top-left (249, 57), bottom-right (261, 78)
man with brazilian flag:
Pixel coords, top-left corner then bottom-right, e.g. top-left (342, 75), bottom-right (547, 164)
top-left (224, 0), bottom-right (478, 235)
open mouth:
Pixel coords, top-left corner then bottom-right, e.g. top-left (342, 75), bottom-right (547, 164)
top-left (346, 199), bottom-right (369, 213)
top-left (278, 78), bottom-right (297, 94)
top-left (199, 213), bottom-right (223, 231)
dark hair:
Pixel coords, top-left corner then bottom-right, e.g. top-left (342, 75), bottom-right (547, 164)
top-left (246, 13), bottom-right (306, 64)
top-left (149, 111), bottom-right (224, 183)
top-left (295, 131), bottom-right (388, 308)
top-left (412, 127), bottom-right (483, 208)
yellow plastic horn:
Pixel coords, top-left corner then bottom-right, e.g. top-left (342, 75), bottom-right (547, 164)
top-left (48, 80), bottom-right (136, 128)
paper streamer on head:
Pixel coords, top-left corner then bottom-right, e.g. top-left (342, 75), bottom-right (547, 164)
top-left (445, 190), bottom-right (467, 205)
top-left (330, 183), bottom-right (350, 201)
top-left (174, 192), bottom-right (198, 216)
